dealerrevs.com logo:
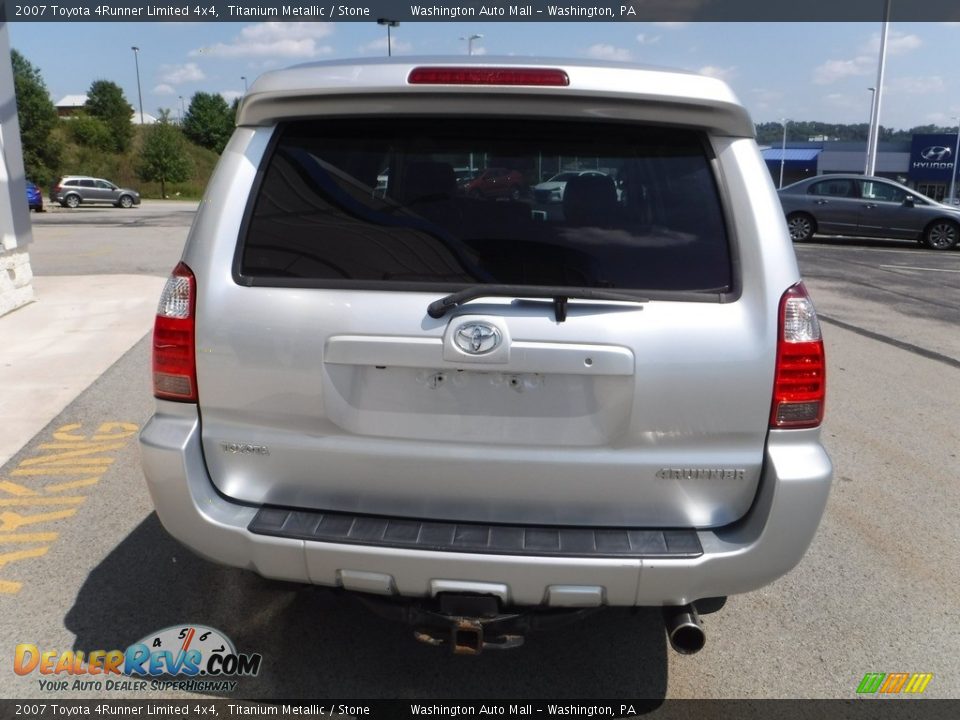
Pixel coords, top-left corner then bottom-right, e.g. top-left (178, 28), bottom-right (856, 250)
top-left (14, 625), bottom-right (261, 693)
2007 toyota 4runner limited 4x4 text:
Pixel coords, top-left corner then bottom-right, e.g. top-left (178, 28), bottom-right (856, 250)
top-left (139, 58), bottom-right (832, 655)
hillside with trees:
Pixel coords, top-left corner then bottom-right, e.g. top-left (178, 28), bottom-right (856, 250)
top-left (12, 48), bottom-right (226, 199)
top-left (756, 121), bottom-right (956, 145)
top-left (11, 49), bottom-right (62, 185)
top-left (14, 46), bottom-right (960, 197)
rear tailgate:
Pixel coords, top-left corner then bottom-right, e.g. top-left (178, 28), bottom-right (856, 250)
top-left (190, 70), bottom-right (779, 530)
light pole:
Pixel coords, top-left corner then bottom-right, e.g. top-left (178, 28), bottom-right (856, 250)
top-left (178, 95), bottom-right (184, 124)
top-left (864, 87), bottom-right (876, 174)
top-left (865, 0), bottom-right (891, 177)
top-left (461, 33), bottom-right (483, 55)
top-left (779, 118), bottom-right (788, 189)
top-left (949, 117), bottom-right (960, 205)
top-left (131, 46), bottom-right (144, 125)
top-left (241, 76), bottom-right (248, 93)
top-left (376, 19), bottom-right (399, 56)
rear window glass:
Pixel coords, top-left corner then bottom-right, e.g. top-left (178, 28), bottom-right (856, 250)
top-left (240, 118), bottom-right (732, 294)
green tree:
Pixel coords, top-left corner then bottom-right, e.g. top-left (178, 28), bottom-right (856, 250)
top-left (85, 79), bottom-right (134, 152)
top-left (11, 49), bottom-right (62, 184)
top-left (137, 110), bottom-right (193, 198)
top-left (182, 92), bottom-right (234, 154)
top-left (68, 114), bottom-right (113, 151)
top-left (904, 124), bottom-right (954, 139)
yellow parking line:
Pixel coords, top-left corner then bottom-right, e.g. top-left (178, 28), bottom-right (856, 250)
top-left (51, 424), bottom-right (86, 442)
top-left (0, 509), bottom-right (78, 532)
top-left (12, 468), bottom-right (112, 477)
top-left (0, 481), bottom-right (39, 497)
top-left (45, 477), bottom-right (102, 492)
top-left (0, 547), bottom-right (50, 569)
top-left (0, 497), bottom-right (86, 506)
top-left (37, 441), bottom-right (128, 450)
top-left (27, 443), bottom-right (127, 460)
top-left (20, 456), bottom-right (113, 470)
top-left (0, 548), bottom-right (50, 594)
top-left (21, 456), bottom-right (116, 467)
top-left (0, 421), bottom-right (138, 594)
top-left (92, 423), bottom-right (139, 441)
top-left (0, 533), bottom-right (58, 543)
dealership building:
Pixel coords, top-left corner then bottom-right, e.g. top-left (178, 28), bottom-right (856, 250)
top-left (762, 133), bottom-right (959, 202)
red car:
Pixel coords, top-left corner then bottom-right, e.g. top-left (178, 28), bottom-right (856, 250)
top-left (461, 167), bottom-right (524, 200)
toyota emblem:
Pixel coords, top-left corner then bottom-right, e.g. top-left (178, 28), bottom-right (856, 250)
top-left (454, 322), bottom-right (502, 354)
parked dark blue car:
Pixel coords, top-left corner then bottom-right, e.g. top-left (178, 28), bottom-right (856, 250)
top-left (26, 181), bottom-right (43, 212)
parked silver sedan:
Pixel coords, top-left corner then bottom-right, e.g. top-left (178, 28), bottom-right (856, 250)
top-left (778, 174), bottom-right (960, 250)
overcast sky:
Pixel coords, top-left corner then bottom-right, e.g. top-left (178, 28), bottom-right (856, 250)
top-left (9, 21), bottom-right (960, 129)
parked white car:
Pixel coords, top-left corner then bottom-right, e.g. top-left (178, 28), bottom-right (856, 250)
top-left (532, 170), bottom-right (609, 203)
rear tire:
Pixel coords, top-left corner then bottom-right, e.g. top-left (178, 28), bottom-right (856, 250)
top-left (64, 194), bottom-right (81, 209)
top-left (786, 212), bottom-right (815, 242)
top-left (923, 220), bottom-right (958, 250)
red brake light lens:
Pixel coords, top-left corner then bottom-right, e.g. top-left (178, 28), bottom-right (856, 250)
top-left (771, 282), bottom-right (826, 429)
top-left (152, 262), bottom-right (197, 402)
top-left (408, 67), bottom-right (570, 87)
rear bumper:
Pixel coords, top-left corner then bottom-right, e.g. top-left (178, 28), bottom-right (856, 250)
top-left (139, 402), bottom-right (832, 607)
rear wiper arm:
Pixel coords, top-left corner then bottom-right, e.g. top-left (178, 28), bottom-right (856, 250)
top-left (427, 285), bottom-right (648, 322)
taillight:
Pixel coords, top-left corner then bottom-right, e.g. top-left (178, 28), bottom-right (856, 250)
top-left (771, 282), bottom-right (825, 429)
top-left (152, 262), bottom-right (197, 402)
top-left (408, 67), bottom-right (570, 87)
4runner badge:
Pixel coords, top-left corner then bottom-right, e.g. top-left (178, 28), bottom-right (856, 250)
top-left (657, 468), bottom-right (746, 481)
top-left (454, 322), bottom-right (502, 355)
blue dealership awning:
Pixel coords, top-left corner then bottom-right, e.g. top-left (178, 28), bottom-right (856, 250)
top-left (761, 148), bottom-right (822, 162)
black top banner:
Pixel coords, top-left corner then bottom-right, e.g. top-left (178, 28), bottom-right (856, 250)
top-left (3, 0), bottom-right (960, 23)
top-left (0, 700), bottom-right (958, 720)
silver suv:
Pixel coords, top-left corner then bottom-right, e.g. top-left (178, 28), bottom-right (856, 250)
top-left (140, 58), bottom-right (832, 655)
top-left (50, 175), bottom-right (141, 208)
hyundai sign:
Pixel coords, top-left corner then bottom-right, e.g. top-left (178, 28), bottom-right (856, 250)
top-left (910, 134), bottom-right (957, 181)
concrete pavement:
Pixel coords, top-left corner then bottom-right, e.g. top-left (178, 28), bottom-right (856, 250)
top-left (0, 273), bottom-right (165, 467)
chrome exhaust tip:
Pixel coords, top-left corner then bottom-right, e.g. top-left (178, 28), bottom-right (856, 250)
top-left (663, 604), bottom-right (706, 655)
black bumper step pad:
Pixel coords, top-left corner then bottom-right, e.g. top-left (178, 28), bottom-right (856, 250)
top-left (249, 506), bottom-right (703, 558)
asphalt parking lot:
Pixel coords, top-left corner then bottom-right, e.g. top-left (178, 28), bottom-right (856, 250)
top-left (797, 236), bottom-right (960, 364)
top-left (1, 208), bottom-right (958, 701)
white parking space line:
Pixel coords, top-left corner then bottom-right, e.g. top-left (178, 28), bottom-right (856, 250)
top-left (796, 244), bottom-right (960, 257)
top-left (878, 265), bottom-right (960, 273)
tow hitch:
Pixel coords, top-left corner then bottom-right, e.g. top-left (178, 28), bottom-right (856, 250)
top-left (414, 617), bottom-right (525, 655)
top-left (357, 592), bottom-right (595, 655)
top-left (410, 594), bottom-right (525, 654)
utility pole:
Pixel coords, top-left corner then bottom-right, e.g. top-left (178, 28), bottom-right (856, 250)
top-left (865, 0), bottom-right (891, 177)
top-left (779, 119), bottom-right (788, 189)
top-left (461, 34), bottom-right (483, 55)
top-left (377, 19), bottom-right (399, 56)
top-left (131, 46), bottom-right (144, 125)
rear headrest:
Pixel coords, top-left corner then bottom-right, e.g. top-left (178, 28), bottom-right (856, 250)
top-left (562, 174), bottom-right (619, 226)
top-left (395, 161), bottom-right (456, 204)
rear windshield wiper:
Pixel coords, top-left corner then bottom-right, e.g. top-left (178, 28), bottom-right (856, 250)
top-left (427, 285), bottom-right (648, 323)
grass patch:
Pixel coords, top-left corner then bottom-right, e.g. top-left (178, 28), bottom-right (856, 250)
top-left (52, 123), bottom-right (219, 200)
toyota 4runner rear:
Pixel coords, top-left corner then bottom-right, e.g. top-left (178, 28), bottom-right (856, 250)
top-left (139, 58), bottom-right (832, 655)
